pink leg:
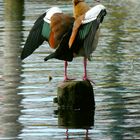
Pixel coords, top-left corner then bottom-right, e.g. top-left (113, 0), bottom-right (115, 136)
top-left (83, 57), bottom-right (95, 84)
top-left (83, 57), bottom-right (87, 80)
top-left (64, 61), bottom-right (68, 81)
top-left (64, 61), bottom-right (75, 81)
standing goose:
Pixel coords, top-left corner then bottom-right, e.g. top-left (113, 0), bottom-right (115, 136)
top-left (21, 0), bottom-right (106, 81)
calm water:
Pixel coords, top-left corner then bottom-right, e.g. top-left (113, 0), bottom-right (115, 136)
top-left (0, 0), bottom-right (140, 139)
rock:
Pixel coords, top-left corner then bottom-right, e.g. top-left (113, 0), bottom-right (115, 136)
top-left (56, 80), bottom-right (95, 110)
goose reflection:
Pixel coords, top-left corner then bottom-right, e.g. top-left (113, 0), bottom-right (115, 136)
top-left (55, 109), bottom-right (94, 139)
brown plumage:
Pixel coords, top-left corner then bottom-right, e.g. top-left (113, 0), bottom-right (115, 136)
top-left (69, 0), bottom-right (90, 48)
top-left (50, 13), bottom-right (74, 49)
top-left (73, 0), bottom-right (90, 18)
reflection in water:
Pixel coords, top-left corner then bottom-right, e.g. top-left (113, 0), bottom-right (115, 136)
top-left (98, 2), bottom-right (140, 139)
top-left (0, 0), bottom-right (24, 139)
top-left (105, 5), bottom-right (128, 139)
top-left (57, 110), bottom-right (94, 129)
top-left (55, 109), bottom-right (94, 140)
top-left (57, 109), bottom-right (94, 139)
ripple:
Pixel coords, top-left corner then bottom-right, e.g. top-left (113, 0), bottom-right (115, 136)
top-left (0, 0), bottom-right (140, 139)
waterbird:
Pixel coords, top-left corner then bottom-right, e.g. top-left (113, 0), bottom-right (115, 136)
top-left (21, 0), bottom-right (106, 82)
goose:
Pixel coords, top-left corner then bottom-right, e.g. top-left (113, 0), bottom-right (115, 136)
top-left (21, 0), bottom-right (106, 81)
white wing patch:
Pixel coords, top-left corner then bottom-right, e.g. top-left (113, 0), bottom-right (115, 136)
top-left (43, 7), bottom-right (62, 23)
top-left (82, 4), bottom-right (106, 24)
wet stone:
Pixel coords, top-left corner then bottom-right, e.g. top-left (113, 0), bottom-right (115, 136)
top-left (56, 80), bottom-right (95, 110)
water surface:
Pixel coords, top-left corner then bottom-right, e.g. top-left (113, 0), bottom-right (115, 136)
top-left (0, 0), bottom-right (140, 139)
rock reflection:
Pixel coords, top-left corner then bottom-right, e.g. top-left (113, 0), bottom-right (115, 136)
top-left (56, 109), bottom-right (94, 139)
top-left (0, 0), bottom-right (24, 139)
top-left (57, 110), bottom-right (94, 128)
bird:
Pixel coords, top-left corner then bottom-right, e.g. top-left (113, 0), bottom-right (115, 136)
top-left (21, 0), bottom-right (106, 82)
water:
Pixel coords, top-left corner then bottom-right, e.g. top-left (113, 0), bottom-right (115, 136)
top-left (0, 0), bottom-right (140, 139)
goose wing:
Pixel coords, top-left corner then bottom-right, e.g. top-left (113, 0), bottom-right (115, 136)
top-left (44, 14), bottom-right (75, 62)
top-left (69, 4), bottom-right (107, 58)
top-left (21, 7), bottom-right (75, 61)
top-left (21, 12), bottom-right (47, 60)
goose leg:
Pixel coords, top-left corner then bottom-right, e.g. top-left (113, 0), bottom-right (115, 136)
top-left (83, 57), bottom-right (95, 84)
top-left (64, 61), bottom-right (68, 81)
top-left (83, 57), bottom-right (88, 80)
top-left (64, 61), bottom-right (75, 81)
